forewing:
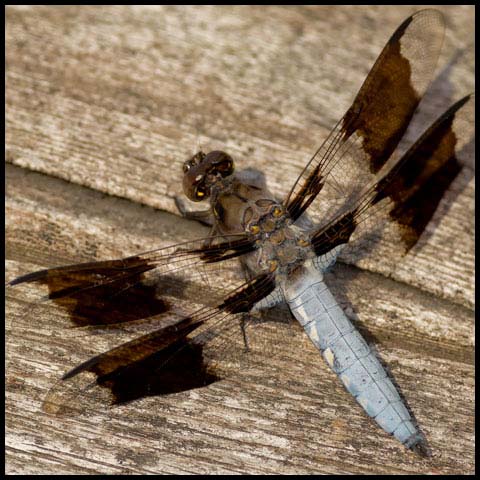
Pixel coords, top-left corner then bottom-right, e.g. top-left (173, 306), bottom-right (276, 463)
top-left (8, 233), bottom-right (255, 330)
top-left (285, 9), bottom-right (445, 224)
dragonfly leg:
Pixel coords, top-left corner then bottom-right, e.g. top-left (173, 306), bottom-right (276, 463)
top-left (201, 225), bottom-right (221, 249)
top-left (174, 196), bottom-right (214, 227)
top-left (239, 315), bottom-right (251, 353)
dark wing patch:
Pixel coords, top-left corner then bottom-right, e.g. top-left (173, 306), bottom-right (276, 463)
top-left (42, 316), bottom-right (215, 414)
top-left (371, 93), bottom-right (474, 251)
top-left (9, 258), bottom-right (169, 326)
top-left (342, 12), bottom-right (432, 174)
top-left (285, 9), bottom-right (445, 221)
top-left (220, 273), bottom-right (276, 314)
top-left (311, 94), bottom-right (474, 255)
top-left (311, 210), bottom-right (359, 257)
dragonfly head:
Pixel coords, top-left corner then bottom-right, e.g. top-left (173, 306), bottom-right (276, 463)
top-left (182, 150), bottom-right (235, 202)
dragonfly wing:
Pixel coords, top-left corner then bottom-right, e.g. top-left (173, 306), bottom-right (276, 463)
top-left (285, 9), bottom-right (446, 225)
top-left (8, 233), bottom-right (256, 329)
top-left (39, 271), bottom-right (277, 416)
top-left (310, 93), bottom-right (474, 257)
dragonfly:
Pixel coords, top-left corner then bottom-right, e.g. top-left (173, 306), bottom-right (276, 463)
top-left (7, 9), bottom-right (474, 456)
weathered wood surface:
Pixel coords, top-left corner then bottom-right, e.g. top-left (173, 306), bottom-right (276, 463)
top-left (6, 5), bottom-right (474, 475)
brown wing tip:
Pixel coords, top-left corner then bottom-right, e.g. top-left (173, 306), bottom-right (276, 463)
top-left (7, 269), bottom-right (50, 286)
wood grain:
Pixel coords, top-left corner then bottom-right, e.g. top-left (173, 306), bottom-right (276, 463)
top-left (6, 5), bottom-right (474, 474)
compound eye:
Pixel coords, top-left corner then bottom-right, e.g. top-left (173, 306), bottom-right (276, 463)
top-left (219, 159), bottom-right (234, 177)
top-left (183, 162), bottom-right (192, 174)
top-left (204, 151), bottom-right (234, 177)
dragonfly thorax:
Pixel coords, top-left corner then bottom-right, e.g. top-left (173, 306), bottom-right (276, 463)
top-left (243, 201), bottom-right (313, 275)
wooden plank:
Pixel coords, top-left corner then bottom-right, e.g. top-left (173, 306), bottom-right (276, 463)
top-left (5, 165), bottom-right (474, 474)
top-left (6, 5), bottom-right (474, 474)
top-left (5, 5), bottom-right (474, 307)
